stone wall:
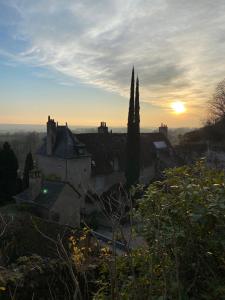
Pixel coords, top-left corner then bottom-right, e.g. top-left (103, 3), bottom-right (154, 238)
top-left (37, 154), bottom-right (156, 196)
top-left (67, 157), bottom-right (92, 194)
top-left (51, 184), bottom-right (81, 227)
top-left (36, 154), bottom-right (91, 193)
top-left (90, 163), bottom-right (156, 195)
top-left (90, 172), bottom-right (126, 195)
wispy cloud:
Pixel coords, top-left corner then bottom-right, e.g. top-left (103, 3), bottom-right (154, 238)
top-left (2, 0), bottom-right (225, 109)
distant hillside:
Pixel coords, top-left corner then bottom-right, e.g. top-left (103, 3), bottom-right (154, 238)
top-left (167, 127), bottom-right (195, 145)
top-left (175, 120), bottom-right (225, 164)
top-left (180, 119), bottom-right (225, 145)
top-left (0, 123), bottom-right (156, 133)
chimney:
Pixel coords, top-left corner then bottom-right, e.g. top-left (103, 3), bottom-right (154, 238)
top-left (47, 115), bottom-right (57, 156)
top-left (98, 122), bottom-right (108, 134)
top-left (159, 123), bottom-right (168, 137)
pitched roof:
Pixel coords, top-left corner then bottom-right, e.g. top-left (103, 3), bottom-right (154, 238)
top-left (37, 124), bottom-right (174, 175)
top-left (15, 179), bottom-right (81, 211)
top-left (37, 126), bottom-right (89, 159)
top-left (13, 189), bottom-right (31, 202)
top-left (34, 181), bottom-right (65, 209)
top-left (77, 132), bottom-right (173, 175)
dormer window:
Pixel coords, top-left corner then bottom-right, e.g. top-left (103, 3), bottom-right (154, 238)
top-left (153, 141), bottom-right (167, 149)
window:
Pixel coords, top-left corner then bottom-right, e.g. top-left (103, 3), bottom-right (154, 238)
top-left (153, 141), bottom-right (167, 149)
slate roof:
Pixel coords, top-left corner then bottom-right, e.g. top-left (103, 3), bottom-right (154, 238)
top-left (77, 132), bottom-right (173, 175)
top-left (37, 126), bottom-right (89, 159)
top-left (14, 181), bottom-right (65, 207)
top-left (37, 124), bottom-right (175, 175)
top-left (34, 181), bottom-right (65, 209)
top-left (15, 180), bottom-right (81, 210)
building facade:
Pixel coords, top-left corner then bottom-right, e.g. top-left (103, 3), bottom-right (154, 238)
top-left (36, 116), bottom-right (176, 195)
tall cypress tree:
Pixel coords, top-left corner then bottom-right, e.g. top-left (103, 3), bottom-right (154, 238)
top-left (134, 76), bottom-right (140, 132)
top-left (134, 76), bottom-right (140, 180)
top-left (125, 67), bottom-right (135, 186)
top-left (125, 68), bottom-right (140, 187)
top-left (127, 67), bottom-right (135, 130)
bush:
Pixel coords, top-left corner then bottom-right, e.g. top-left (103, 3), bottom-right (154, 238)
top-left (137, 160), bottom-right (225, 299)
top-left (95, 160), bottom-right (225, 299)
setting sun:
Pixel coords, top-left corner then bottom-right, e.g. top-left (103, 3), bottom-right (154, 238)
top-left (171, 101), bottom-right (186, 114)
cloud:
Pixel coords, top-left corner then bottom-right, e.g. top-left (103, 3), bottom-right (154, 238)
top-left (2, 0), bottom-right (225, 109)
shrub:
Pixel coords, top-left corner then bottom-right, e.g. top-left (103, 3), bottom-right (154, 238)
top-left (137, 160), bottom-right (225, 298)
top-left (95, 160), bottom-right (225, 299)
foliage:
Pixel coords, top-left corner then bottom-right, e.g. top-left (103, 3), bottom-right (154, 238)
top-left (0, 255), bottom-right (70, 300)
top-left (125, 68), bottom-right (140, 187)
top-left (209, 78), bottom-right (225, 122)
top-left (0, 219), bottom-right (99, 299)
top-left (69, 227), bottom-right (97, 270)
top-left (0, 253), bottom-right (98, 300)
top-left (0, 142), bottom-right (18, 201)
top-left (1, 160), bottom-right (225, 299)
top-left (0, 212), bottom-right (73, 263)
top-left (85, 211), bottom-right (101, 230)
top-left (137, 160), bottom-right (225, 299)
top-left (95, 160), bottom-right (225, 299)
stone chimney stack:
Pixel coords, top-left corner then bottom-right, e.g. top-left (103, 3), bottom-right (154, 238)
top-left (159, 123), bottom-right (168, 137)
top-left (98, 122), bottom-right (108, 134)
top-left (47, 115), bottom-right (57, 156)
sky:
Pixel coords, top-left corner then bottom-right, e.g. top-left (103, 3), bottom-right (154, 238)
top-left (1, 0), bottom-right (225, 128)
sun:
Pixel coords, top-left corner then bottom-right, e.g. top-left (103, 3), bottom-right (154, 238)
top-left (171, 101), bottom-right (186, 114)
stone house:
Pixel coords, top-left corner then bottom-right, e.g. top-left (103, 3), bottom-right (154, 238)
top-left (15, 117), bottom-right (176, 228)
top-left (36, 117), bottom-right (176, 196)
top-left (14, 170), bottom-right (82, 227)
top-left (36, 116), bottom-right (91, 198)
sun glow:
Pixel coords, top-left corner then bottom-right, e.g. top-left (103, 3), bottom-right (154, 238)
top-left (171, 101), bottom-right (186, 114)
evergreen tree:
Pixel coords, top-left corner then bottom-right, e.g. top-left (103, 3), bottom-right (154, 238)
top-left (134, 76), bottom-right (140, 180)
top-left (125, 68), bottom-right (141, 187)
top-left (125, 68), bottom-right (135, 186)
top-left (0, 142), bottom-right (18, 201)
top-left (23, 152), bottom-right (34, 189)
top-left (127, 67), bottom-right (135, 131)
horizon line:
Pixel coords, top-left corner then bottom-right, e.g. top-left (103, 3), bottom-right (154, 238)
top-left (0, 123), bottom-right (197, 129)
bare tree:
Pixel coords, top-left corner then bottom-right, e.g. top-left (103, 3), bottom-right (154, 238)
top-left (31, 217), bottom-right (83, 300)
top-left (88, 186), bottom-right (137, 300)
top-left (208, 79), bottom-right (225, 122)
